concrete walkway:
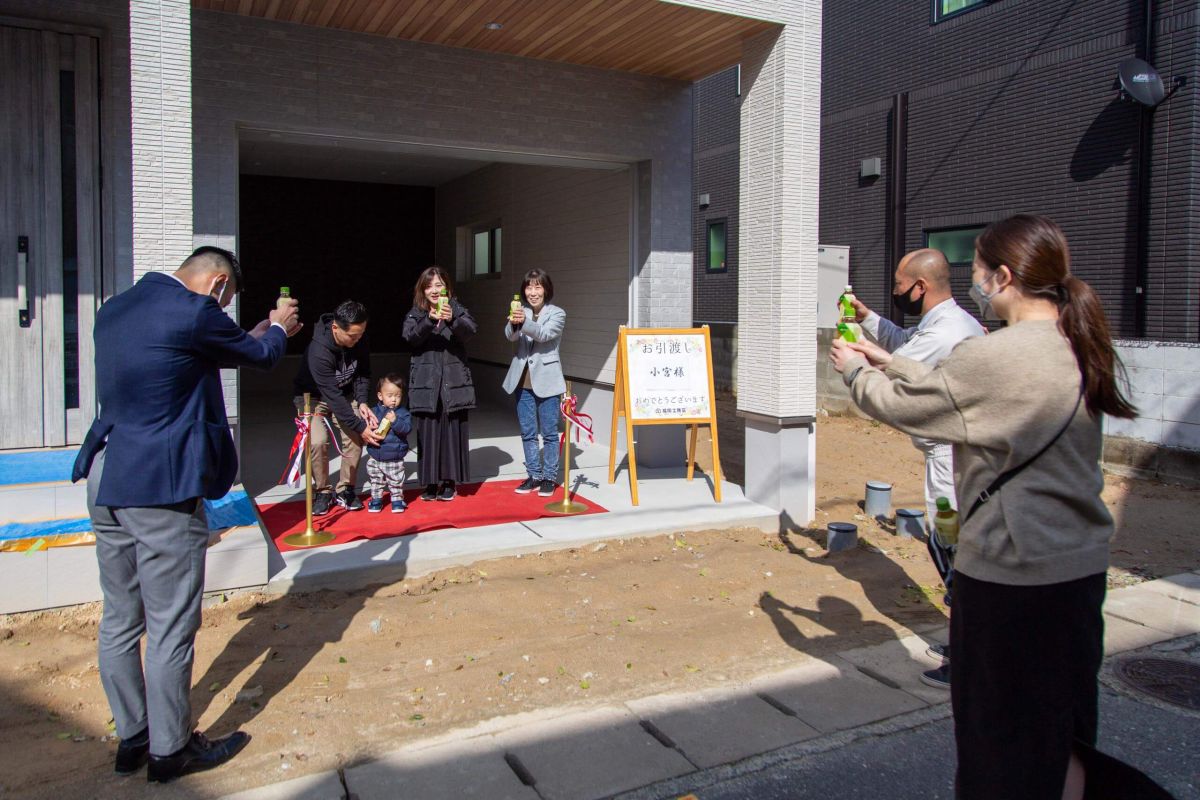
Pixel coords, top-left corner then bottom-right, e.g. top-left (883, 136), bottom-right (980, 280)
top-left (243, 405), bottom-right (777, 595)
top-left (218, 571), bottom-right (1200, 800)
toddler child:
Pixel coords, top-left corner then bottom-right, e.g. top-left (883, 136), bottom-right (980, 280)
top-left (365, 373), bottom-right (412, 513)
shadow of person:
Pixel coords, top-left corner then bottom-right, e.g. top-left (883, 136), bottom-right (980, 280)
top-left (777, 512), bottom-right (947, 633)
top-left (190, 536), bottom-right (410, 737)
top-left (759, 592), bottom-right (901, 656)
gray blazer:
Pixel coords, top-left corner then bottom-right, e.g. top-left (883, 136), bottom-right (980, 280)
top-left (502, 303), bottom-right (567, 398)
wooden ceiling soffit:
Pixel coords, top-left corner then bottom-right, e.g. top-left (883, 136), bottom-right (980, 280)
top-left (193, 0), bottom-right (779, 81)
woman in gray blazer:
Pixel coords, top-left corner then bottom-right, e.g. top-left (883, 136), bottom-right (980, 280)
top-left (503, 269), bottom-right (566, 497)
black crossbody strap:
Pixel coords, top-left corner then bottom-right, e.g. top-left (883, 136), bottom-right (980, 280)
top-left (964, 386), bottom-right (1085, 524)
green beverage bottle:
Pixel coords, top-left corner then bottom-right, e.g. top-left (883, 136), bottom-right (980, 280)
top-left (933, 497), bottom-right (959, 547)
top-left (837, 285), bottom-right (862, 342)
top-left (436, 287), bottom-right (448, 316)
top-left (277, 286), bottom-right (291, 311)
top-left (509, 293), bottom-right (521, 321)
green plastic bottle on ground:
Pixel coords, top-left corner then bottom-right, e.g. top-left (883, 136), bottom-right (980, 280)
top-left (933, 497), bottom-right (959, 547)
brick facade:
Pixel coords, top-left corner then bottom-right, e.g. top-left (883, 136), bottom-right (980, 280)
top-left (694, 1), bottom-right (1200, 343)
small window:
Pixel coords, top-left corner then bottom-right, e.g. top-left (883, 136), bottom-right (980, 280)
top-left (932, 0), bottom-right (990, 23)
top-left (706, 219), bottom-right (727, 273)
top-left (472, 225), bottom-right (502, 276)
top-left (926, 226), bottom-right (985, 266)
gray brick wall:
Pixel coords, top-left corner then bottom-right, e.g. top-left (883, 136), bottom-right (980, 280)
top-left (693, 67), bottom-right (741, 325)
top-left (819, 0), bottom-right (1200, 341)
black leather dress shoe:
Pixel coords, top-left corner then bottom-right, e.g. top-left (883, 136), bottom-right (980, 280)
top-left (147, 730), bottom-right (250, 783)
top-left (114, 728), bottom-right (150, 775)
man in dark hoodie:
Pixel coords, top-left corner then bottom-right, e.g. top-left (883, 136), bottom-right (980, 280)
top-left (293, 300), bottom-right (382, 515)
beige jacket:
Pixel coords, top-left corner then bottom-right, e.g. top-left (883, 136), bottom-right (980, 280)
top-left (845, 319), bottom-right (1112, 586)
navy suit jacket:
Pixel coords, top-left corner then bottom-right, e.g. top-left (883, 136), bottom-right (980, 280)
top-left (72, 271), bottom-right (288, 507)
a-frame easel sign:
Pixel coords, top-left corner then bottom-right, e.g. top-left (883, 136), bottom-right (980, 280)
top-left (607, 325), bottom-right (722, 506)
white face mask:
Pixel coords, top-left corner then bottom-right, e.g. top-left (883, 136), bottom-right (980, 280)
top-left (969, 273), bottom-right (1001, 320)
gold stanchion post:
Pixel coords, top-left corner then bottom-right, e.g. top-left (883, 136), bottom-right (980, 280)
top-left (284, 392), bottom-right (336, 547)
top-left (545, 381), bottom-right (590, 515)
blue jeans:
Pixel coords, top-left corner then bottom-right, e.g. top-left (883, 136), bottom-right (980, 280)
top-left (517, 388), bottom-right (561, 481)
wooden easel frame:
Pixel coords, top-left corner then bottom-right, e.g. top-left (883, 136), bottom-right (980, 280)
top-left (607, 325), bottom-right (722, 506)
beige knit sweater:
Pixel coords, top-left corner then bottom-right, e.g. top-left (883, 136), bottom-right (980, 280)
top-left (845, 319), bottom-right (1112, 586)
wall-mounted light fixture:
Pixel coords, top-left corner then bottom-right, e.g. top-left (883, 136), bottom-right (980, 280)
top-left (860, 158), bottom-right (881, 179)
top-left (698, 193), bottom-right (711, 207)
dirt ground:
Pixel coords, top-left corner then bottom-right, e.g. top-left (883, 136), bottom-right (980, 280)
top-left (1, 415), bottom-right (1197, 799)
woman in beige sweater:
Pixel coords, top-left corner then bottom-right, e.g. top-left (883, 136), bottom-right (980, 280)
top-left (830, 215), bottom-right (1169, 799)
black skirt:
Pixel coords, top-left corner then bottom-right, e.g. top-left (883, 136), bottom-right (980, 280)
top-left (412, 400), bottom-right (470, 485)
top-left (951, 570), bottom-right (1108, 799)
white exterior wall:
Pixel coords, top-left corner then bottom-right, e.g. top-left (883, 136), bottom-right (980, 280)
top-left (435, 163), bottom-right (632, 387)
top-left (188, 9), bottom-right (693, 425)
top-left (1107, 342), bottom-right (1200, 451)
top-left (129, 0), bottom-right (192, 279)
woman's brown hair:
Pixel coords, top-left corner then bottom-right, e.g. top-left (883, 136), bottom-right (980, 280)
top-left (975, 214), bottom-right (1136, 419)
top-left (413, 266), bottom-right (453, 311)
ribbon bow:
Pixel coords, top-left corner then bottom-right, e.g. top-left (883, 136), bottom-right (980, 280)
top-left (279, 412), bottom-right (342, 487)
top-left (559, 393), bottom-right (595, 447)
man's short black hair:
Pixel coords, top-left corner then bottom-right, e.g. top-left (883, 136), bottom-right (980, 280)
top-left (333, 300), bottom-right (369, 329)
top-left (183, 246), bottom-right (243, 293)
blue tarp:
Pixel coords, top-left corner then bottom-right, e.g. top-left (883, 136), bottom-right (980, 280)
top-left (0, 450), bottom-right (78, 486)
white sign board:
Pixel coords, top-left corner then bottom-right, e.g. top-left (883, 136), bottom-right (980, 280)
top-left (624, 333), bottom-right (712, 420)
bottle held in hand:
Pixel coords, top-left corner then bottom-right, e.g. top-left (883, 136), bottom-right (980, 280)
top-left (933, 496), bottom-right (959, 547)
top-left (509, 294), bottom-right (521, 322)
top-left (375, 416), bottom-right (392, 438)
top-left (837, 284), bottom-right (863, 342)
top-left (277, 286), bottom-right (292, 311)
top-left (436, 287), bottom-right (448, 317)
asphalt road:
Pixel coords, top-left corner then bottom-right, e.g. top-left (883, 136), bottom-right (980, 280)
top-left (620, 683), bottom-right (1199, 800)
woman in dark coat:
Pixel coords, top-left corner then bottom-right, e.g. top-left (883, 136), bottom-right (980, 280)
top-left (402, 266), bottom-right (477, 501)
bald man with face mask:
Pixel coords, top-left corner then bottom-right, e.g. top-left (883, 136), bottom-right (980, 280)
top-left (849, 248), bottom-right (985, 689)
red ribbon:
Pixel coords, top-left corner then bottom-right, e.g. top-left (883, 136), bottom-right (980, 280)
top-left (279, 412), bottom-right (342, 487)
top-left (559, 393), bottom-right (595, 447)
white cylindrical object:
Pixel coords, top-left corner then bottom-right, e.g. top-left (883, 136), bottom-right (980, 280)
top-left (864, 480), bottom-right (892, 519)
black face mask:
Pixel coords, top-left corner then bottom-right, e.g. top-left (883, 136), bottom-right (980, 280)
top-left (893, 282), bottom-right (925, 316)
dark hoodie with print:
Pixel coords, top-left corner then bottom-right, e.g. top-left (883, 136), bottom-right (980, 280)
top-left (293, 313), bottom-right (371, 433)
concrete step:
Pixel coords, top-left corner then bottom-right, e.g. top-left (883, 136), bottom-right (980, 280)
top-left (0, 480), bottom-right (88, 523)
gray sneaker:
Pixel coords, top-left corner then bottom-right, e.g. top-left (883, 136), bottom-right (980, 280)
top-left (312, 491), bottom-right (335, 516)
top-left (920, 663), bottom-right (951, 689)
top-left (926, 643), bottom-right (949, 661)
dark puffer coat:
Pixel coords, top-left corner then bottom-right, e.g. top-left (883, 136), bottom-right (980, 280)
top-left (402, 300), bottom-right (478, 414)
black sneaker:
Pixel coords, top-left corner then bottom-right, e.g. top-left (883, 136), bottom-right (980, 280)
top-left (920, 663), bottom-right (951, 689)
top-left (926, 643), bottom-right (949, 662)
top-left (336, 488), bottom-right (364, 511)
top-left (312, 491), bottom-right (335, 516)
top-left (438, 481), bottom-right (456, 501)
top-left (538, 479), bottom-right (555, 497)
top-left (514, 477), bottom-right (538, 494)
top-left (421, 484), bottom-right (438, 501)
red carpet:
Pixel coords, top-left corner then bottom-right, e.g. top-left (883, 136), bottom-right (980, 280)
top-left (261, 479), bottom-right (607, 552)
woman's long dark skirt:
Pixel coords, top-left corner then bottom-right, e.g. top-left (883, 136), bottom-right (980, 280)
top-left (412, 401), bottom-right (470, 485)
top-left (951, 570), bottom-right (1106, 799)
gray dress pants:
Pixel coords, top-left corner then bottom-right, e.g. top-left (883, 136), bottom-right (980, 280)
top-left (89, 449), bottom-right (211, 755)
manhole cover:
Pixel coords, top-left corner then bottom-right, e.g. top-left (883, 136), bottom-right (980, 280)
top-left (1112, 657), bottom-right (1200, 711)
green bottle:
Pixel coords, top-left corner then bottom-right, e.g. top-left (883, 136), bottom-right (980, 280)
top-left (933, 497), bottom-right (959, 547)
top-left (509, 293), bottom-right (521, 321)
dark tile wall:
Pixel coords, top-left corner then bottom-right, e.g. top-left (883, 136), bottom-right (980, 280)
top-left (819, 0), bottom-right (1199, 341)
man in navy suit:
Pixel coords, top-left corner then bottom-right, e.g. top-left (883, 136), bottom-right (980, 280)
top-left (72, 246), bottom-right (300, 783)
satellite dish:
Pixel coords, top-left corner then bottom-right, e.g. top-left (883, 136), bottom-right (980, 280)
top-left (1118, 58), bottom-right (1166, 107)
